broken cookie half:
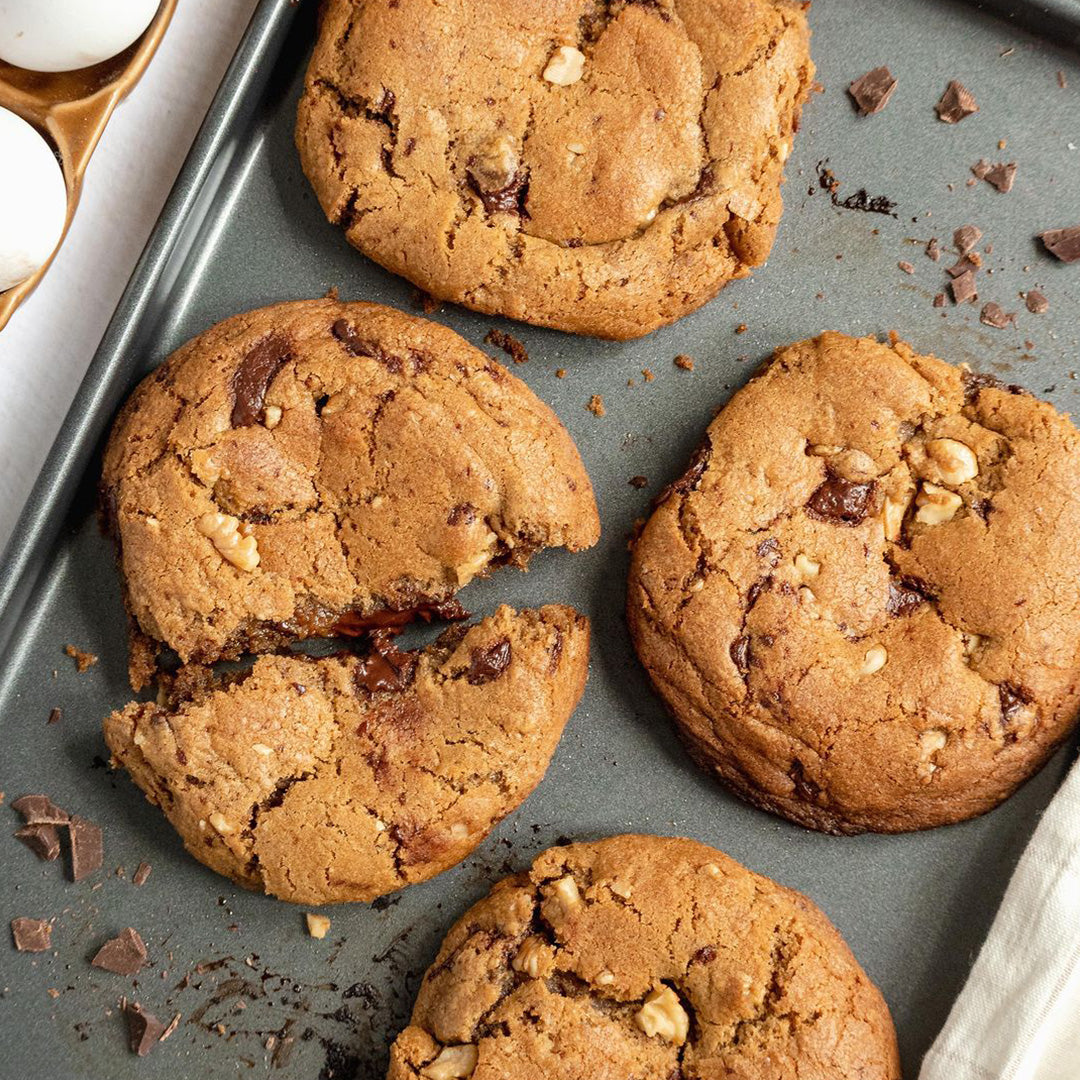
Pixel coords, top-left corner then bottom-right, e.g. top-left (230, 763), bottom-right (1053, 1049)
top-left (101, 299), bottom-right (600, 689)
top-left (104, 605), bottom-right (588, 904)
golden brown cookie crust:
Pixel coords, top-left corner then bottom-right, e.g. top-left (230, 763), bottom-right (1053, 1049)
top-left (628, 333), bottom-right (1080, 834)
top-left (387, 834), bottom-right (900, 1079)
top-left (101, 299), bottom-right (599, 687)
top-left (295, 0), bottom-right (814, 340)
top-left (104, 605), bottom-right (589, 905)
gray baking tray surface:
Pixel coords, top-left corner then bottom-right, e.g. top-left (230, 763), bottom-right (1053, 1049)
top-left (1, 1), bottom-right (1078, 1077)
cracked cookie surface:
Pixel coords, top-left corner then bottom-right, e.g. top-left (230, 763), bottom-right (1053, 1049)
top-left (295, 0), bottom-right (814, 340)
top-left (387, 834), bottom-right (899, 1079)
top-left (101, 299), bottom-right (599, 688)
top-left (628, 333), bottom-right (1080, 833)
top-left (104, 605), bottom-right (588, 904)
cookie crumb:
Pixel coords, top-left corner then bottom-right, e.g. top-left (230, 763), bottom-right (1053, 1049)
top-left (629, 476), bottom-right (648, 489)
top-left (926, 238), bottom-right (941, 261)
top-left (587, 395), bottom-right (606, 417)
top-left (484, 328), bottom-right (529, 364)
top-left (935, 80), bottom-right (978, 123)
top-left (1058, 70), bottom-right (1068, 90)
top-left (305, 913), bottom-right (331, 939)
top-left (673, 354), bottom-right (694, 371)
top-left (411, 288), bottom-right (442, 314)
top-left (64, 645), bottom-right (98, 672)
top-left (641, 368), bottom-right (655, 382)
top-left (555, 368), bottom-right (567, 378)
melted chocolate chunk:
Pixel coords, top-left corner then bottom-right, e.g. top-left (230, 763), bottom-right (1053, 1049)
top-left (125, 1003), bottom-right (167, 1057)
top-left (231, 336), bottom-right (291, 427)
top-left (887, 578), bottom-right (931, 617)
top-left (729, 635), bottom-right (750, 675)
top-left (15, 824), bottom-right (60, 862)
top-left (331, 597), bottom-right (468, 637)
top-left (92, 927), bottom-right (148, 976)
top-left (805, 471), bottom-right (876, 526)
top-left (999, 683), bottom-right (1033, 724)
top-left (789, 759), bottom-right (822, 802)
top-left (655, 440), bottom-right (712, 508)
top-left (961, 369), bottom-right (1025, 404)
top-left (467, 168), bottom-right (529, 215)
top-left (354, 636), bottom-right (416, 695)
top-left (467, 638), bottom-right (511, 685)
top-left (330, 318), bottom-right (409, 374)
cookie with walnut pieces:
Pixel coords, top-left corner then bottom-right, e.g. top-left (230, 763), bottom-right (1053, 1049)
top-left (387, 835), bottom-right (900, 1080)
top-left (101, 299), bottom-right (599, 689)
top-left (104, 605), bottom-right (588, 904)
top-left (628, 332), bottom-right (1080, 833)
top-left (295, 0), bottom-right (814, 340)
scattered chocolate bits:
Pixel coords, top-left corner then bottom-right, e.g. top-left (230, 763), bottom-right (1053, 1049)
top-left (673, 354), bottom-right (694, 371)
top-left (980, 302), bottom-right (1015, 329)
top-left (132, 861), bottom-right (152, 886)
top-left (15, 823), bottom-right (61, 862)
top-left (954, 225), bottom-right (982, 255)
top-left (125, 1003), bottom-right (167, 1057)
top-left (849, 66), bottom-right (897, 115)
top-left (734, 323), bottom-right (748, 334)
top-left (483, 328), bottom-right (529, 364)
top-left (1041, 226), bottom-right (1080, 263)
top-left (587, 394), bottom-right (605, 417)
top-left (936, 80), bottom-right (978, 123)
top-left (951, 270), bottom-right (978, 304)
top-left (1025, 290), bottom-right (1049, 314)
top-left (629, 476), bottom-right (649, 489)
top-left (69, 815), bottom-right (103, 882)
top-left (11, 917), bottom-right (52, 952)
top-left (64, 644), bottom-right (98, 672)
top-left (92, 927), bottom-right (148, 975)
top-left (898, 261), bottom-right (915, 274)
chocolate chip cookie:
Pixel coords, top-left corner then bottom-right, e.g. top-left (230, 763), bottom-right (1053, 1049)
top-left (295, 0), bottom-right (814, 340)
top-left (387, 834), bottom-right (900, 1079)
top-left (628, 333), bottom-right (1080, 833)
top-left (104, 606), bottom-right (588, 904)
top-left (101, 299), bottom-right (599, 688)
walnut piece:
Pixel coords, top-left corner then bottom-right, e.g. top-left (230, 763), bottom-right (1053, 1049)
top-left (197, 511), bottom-right (259, 571)
top-left (208, 812), bottom-right (233, 835)
top-left (543, 45), bottom-right (585, 86)
top-left (635, 985), bottom-right (689, 1045)
top-left (794, 552), bottom-right (820, 579)
top-left (306, 913), bottom-right (331, 939)
top-left (916, 729), bottom-right (947, 781)
top-left (861, 645), bottom-right (888, 675)
top-left (926, 438), bottom-right (979, 485)
top-left (421, 1044), bottom-right (479, 1080)
top-left (915, 482), bottom-right (962, 525)
top-left (512, 936), bottom-right (554, 979)
top-left (541, 873), bottom-right (582, 924)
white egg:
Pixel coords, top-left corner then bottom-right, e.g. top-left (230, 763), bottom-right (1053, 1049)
top-left (0, 107), bottom-right (67, 292)
top-left (0, 0), bottom-right (159, 73)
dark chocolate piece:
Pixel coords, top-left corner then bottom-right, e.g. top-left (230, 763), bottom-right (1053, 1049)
top-left (230, 335), bottom-right (291, 427)
top-left (1041, 226), bottom-right (1080, 263)
top-left (68, 816), bottom-right (103, 882)
top-left (805, 471), bottom-right (876, 526)
top-left (12, 794), bottom-right (69, 825)
top-left (999, 683), bottom-right (1032, 724)
top-left (331, 597), bottom-right (468, 637)
top-left (467, 638), bottom-right (512, 685)
top-left (980, 302), bottom-right (1015, 329)
top-left (951, 270), bottom-right (978, 305)
top-left (132, 862), bottom-right (152, 886)
top-left (125, 1003), bottom-right (167, 1056)
top-left (935, 80), bottom-right (978, 123)
top-left (971, 159), bottom-right (992, 180)
top-left (330, 319), bottom-right (413, 374)
top-left (887, 578), bottom-right (930, 617)
top-left (981, 162), bottom-right (1016, 193)
top-left (467, 165), bottom-right (529, 216)
top-left (11, 917), bottom-right (52, 952)
top-left (729, 635), bottom-right (750, 676)
top-left (954, 224), bottom-right (982, 255)
top-left (947, 255), bottom-right (981, 278)
top-left (92, 928), bottom-right (148, 975)
top-left (354, 636), bottom-right (417, 695)
top-left (1025, 290), bottom-right (1049, 314)
top-left (848, 67), bottom-right (897, 115)
top-left (15, 824), bottom-right (61, 862)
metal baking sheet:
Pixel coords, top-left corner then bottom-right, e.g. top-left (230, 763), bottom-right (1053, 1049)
top-left (1, 1), bottom-right (1078, 1076)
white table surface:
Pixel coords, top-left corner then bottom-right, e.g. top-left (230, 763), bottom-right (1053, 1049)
top-left (0, 0), bottom-right (260, 553)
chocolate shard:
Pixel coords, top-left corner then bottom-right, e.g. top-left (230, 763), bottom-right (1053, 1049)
top-left (980, 302), bottom-right (1015, 329)
top-left (133, 862), bottom-right (152, 887)
top-left (15, 823), bottom-right (61, 862)
top-left (849, 66), bottom-right (897, 115)
top-left (947, 254), bottom-right (981, 278)
top-left (926, 238), bottom-right (941, 262)
top-left (1041, 226), bottom-right (1080, 263)
top-left (125, 1003), bottom-right (167, 1057)
top-left (331, 597), bottom-right (468, 637)
top-left (68, 815), bottom-right (103, 882)
top-left (971, 159), bottom-right (992, 180)
top-left (467, 638), bottom-right (512, 685)
top-left (950, 270), bottom-right (978, 305)
top-left (1025, 290), bottom-right (1049, 314)
top-left (13, 794), bottom-right (70, 826)
top-left (954, 224), bottom-right (982, 255)
top-left (11, 917), bottom-right (52, 953)
top-left (230, 335), bottom-right (291, 427)
top-left (92, 927), bottom-right (148, 976)
top-left (981, 162), bottom-right (1016, 193)
top-left (935, 80), bottom-right (978, 123)
top-left (805, 471), bottom-right (876, 526)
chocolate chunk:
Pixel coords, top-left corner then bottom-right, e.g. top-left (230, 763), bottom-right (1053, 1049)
top-left (446, 502), bottom-right (476, 526)
top-left (805, 471), bottom-right (876, 526)
top-left (467, 638), bottom-right (511, 685)
top-left (656, 440), bottom-right (712, 508)
top-left (789, 759), bottom-right (821, 802)
top-left (13, 794), bottom-right (69, 825)
top-left (980, 302), bottom-right (1015, 329)
top-left (125, 1003), bottom-right (167, 1056)
top-left (848, 67), bottom-right (897, 115)
top-left (933, 293), bottom-right (946, 308)
top-left (887, 578), bottom-right (930, 616)
top-left (1025, 290), bottom-right (1049, 314)
top-left (729, 636), bottom-right (750, 676)
top-left (692, 945), bottom-right (717, 965)
top-left (231, 335), bottom-right (291, 427)
top-left (935, 80), bottom-right (978, 123)
top-left (354, 636), bottom-right (416, 695)
top-left (15, 823), bottom-right (61, 862)
top-left (999, 683), bottom-right (1032, 724)
top-left (331, 597), bottom-right (468, 636)
top-left (950, 270), bottom-right (978, 305)
top-left (68, 815), bottom-right (103, 882)
top-left (981, 162), bottom-right (1016, 193)
top-left (467, 166), bottom-right (529, 216)
top-left (11, 917), bottom-right (51, 952)
top-left (954, 225), bottom-right (982, 255)
top-left (133, 862), bottom-right (152, 887)
top-left (971, 158), bottom-right (991, 180)
top-left (483, 328), bottom-right (529, 365)
top-left (947, 255), bottom-right (981, 278)
top-left (1041, 226), bottom-right (1080, 263)
top-left (92, 928), bottom-right (148, 975)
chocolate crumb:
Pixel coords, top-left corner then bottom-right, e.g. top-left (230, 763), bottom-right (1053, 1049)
top-left (47, 707), bottom-right (61, 725)
top-left (735, 323), bottom-right (748, 334)
top-left (93, 928), bottom-right (148, 975)
top-left (642, 368), bottom-right (655, 382)
top-left (587, 395), bottom-right (605, 417)
top-left (629, 476), bottom-right (648, 489)
top-left (483, 328), bottom-right (529, 364)
top-left (926, 238), bottom-right (941, 261)
top-left (673, 354), bottom-right (694, 371)
top-left (933, 293), bottom-right (946, 308)
top-left (64, 645), bottom-right (98, 672)
top-left (849, 67), bottom-right (897, 115)
top-left (11, 917), bottom-right (51, 952)
top-left (951, 270), bottom-right (978, 304)
top-left (1041, 226), bottom-right (1080, 263)
top-left (980, 161), bottom-right (1016, 193)
top-left (980, 302), bottom-right (1015, 329)
top-left (125, 1003), bottom-right (167, 1056)
top-left (69, 815), bottom-right (103, 881)
top-left (1025, 290), bottom-right (1049, 314)
top-left (1057, 70), bottom-right (1067, 90)
top-left (898, 260), bottom-right (915, 274)
top-left (971, 159), bottom-right (991, 180)
top-left (936, 80), bottom-right (978, 123)
top-left (15, 824), bottom-right (61, 862)
top-left (555, 368), bottom-right (567, 378)
top-left (954, 224), bottom-right (982, 255)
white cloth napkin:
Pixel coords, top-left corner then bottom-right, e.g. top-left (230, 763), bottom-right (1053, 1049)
top-left (921, 755), bottom-right (1080, 1080)
top-left (0, 0), bottom-right (259, 552)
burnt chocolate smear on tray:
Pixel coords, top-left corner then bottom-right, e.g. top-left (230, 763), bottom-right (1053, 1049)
top-left (816, 160), bottom-right (897, 217)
